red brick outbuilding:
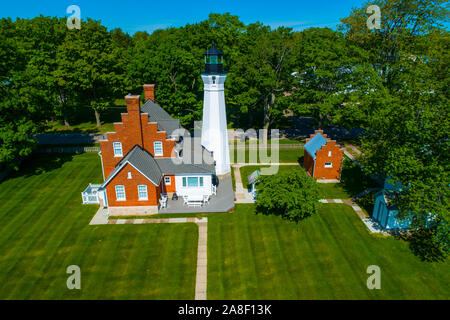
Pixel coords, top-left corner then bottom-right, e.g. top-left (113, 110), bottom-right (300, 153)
top-left (303, 130), bottom-right (344, 181)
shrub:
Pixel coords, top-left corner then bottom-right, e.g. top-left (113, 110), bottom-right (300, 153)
top-left (255, 170), bottom-right (320, 222)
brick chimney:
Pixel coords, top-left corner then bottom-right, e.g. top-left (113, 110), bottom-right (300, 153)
top-left (124, 94), bottom-right (143, 147)
top-left (125, 94), bottom-right (141, 113)
top-left (143, 84), bottom-right (155, 102)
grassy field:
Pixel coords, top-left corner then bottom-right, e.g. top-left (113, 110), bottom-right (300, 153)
top-left (231, 147), bottom-right (304, 164)
top-left (0, 153), bottom-right (448, 300)
top-left (239, 158), bottom-right (381, 200)
top-left (0, 153), bottom-right (197, 299)
top-left (208, 204), bottom-right (450, 299)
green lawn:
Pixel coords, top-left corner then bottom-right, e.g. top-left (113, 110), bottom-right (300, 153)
top-left (239, 158), bottom-right (381, 200)
top-left (0, 153), bottom-right (197, 299)
top-left (231, 148), bottom-right (304, 164)
top-left (208, 204), bottom-right (450, 299)
top-left (1, 153), bottom-right (448, 300)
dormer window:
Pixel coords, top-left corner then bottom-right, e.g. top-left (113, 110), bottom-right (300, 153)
top-left (154, 141), bottom-right (163, 156)
top-left (113, 142), bottom-right (123, 157)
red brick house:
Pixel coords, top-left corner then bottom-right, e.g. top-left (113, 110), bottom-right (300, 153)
top-left (303, 130), bottom-right (344, 181)
top-left (90, 84), bottom-right (216, 215)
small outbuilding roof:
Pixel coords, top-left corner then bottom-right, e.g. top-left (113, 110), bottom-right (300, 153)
top-left (304, 133), bottom-right (327, 160)
top-left (247, 170), bottom-right (261, 185)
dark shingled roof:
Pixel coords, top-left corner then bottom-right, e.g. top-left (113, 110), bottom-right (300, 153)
top-left (156, 137), bottom-right (215, 174)
top-left (100, 140), bottom-right (215, 189)
top-left (101, 146), bottom-right (162, 187)
top-left (140, 99), bottom-right (182, 136)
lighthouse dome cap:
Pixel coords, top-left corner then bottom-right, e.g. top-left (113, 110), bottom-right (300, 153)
top-left (204, 42), bottom-right (223, 56)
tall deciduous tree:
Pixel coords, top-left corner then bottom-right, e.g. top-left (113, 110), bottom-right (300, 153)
top-left (291, 27), bottom-right (377, 128)
top-left (0, 16), bottom-right (65, 168)
top-left (56, 19), bottom-right (126, 127)
top-left (341, 0), bottom-right (449, 259)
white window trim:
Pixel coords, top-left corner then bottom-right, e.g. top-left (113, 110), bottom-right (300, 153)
top-left (182, 176), bottom-right (204, 188)
top-left (325, 162), bottom-right (333, 168)
top-left (113, 142), bottom-right (123, 157)
top-left (127, 172), bottom-right (132, 179)
top-left (328, 151), bottom-right (332, 157)
top-left (164, 176), bottom-right (171, 185)
top-left (154, 141), bottom-right (163, 156)
top-left (138, 185), bottom-right (148, 201)
top-left (115, 185), bottom-right (126, 201)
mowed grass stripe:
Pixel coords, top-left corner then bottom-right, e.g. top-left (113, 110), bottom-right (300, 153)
top-left (43, 222), bottom-right (104, 300)
top-left (260, 216), bottom-right (298, 299)
top-left (324, 205), bottom-right (392, 299)
top-left (161, 224), bottom-right (197, 299)
top-left (314, 207), bottom-right (371, 299)
top-left (237, 210), bottom-right (260, 299)
top-left (0, 162), bottom-right (89, 290)
top-left (248, 212), bottom-right (282, 299)
top-left (0, 153), bottom-right (198, 299)
top-left (207, 215), bottom-right (225, 298)
top-left (17, 162), bottom-right (102, 299)
top-left (208, 204), bottom-right (449, 299)
top-left (276, 222), bottom-right (318, 299)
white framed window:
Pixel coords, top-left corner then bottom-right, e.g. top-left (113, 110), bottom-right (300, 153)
top-left (328, 151), bottom-right (332, 157)
top-left (154, 141), bottom-right (163, 156)
top-left (127, 172), bottom-right (132, 179)
top-left (325, 162), bottom-right (333, 168)
top-left (113, 142), bottom-right (123, 157)
top-left (164, 176), bottom-right (171, 185)
top-left (138, 185), bottom-right (148, 201)
top-left (115, 185), bottom-right (126, 201)
top-left (182, 176), bottom-right (204, 188)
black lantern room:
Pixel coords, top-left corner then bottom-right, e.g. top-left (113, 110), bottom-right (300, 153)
top-left (203, 42), bottom-right (225, 74)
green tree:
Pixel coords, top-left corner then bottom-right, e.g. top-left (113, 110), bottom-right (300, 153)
top-left (0, 16), bottom-right (65, 168)
top-left (291, 27), bottom-right (376, 128)
top-left (341, 0), bottom-right (449, 259)
top-left (56, 19), bottom-right (127, 127)
top-left (255, 171), bottom-right (320, 223)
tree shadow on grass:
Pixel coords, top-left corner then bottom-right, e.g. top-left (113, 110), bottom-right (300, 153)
top-left (407, 229), bottom-right (448, 263)
top-left (3, 153), bottom-right (75, 182)
top-left (340, 159), bottom-right (382, 197)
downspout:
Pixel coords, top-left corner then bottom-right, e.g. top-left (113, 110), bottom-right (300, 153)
top-left (98, 151), bottom-right (105, 181)
top-left (312, 157), bottom-right (315, 178)
top-left (98, 150), bottom-right (109, 214)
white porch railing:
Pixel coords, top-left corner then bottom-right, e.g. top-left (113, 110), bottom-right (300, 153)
top-left (81, 183), bottom-right (102, 204)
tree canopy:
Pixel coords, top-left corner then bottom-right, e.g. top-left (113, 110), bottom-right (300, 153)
top-left (255, 171), bottom-right (320, 222)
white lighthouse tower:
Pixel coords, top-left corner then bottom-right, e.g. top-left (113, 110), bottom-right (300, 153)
top-left (201, 43), bottom-right (231, 175)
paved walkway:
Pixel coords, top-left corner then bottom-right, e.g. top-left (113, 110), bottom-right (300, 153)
top-left (89, 212), bottom-right (209, 300)
top-left (195, 220), bottom-right (208, 300)
top-left (233, 165), bottom-right (254, 203)
top-left (89, 207), bottom-right (109, 225)
top-left (232, 163), bottom-right (301, 204)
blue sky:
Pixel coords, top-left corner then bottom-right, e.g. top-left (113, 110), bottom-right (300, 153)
top-left (0, 0), bottom-right (370, 34)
